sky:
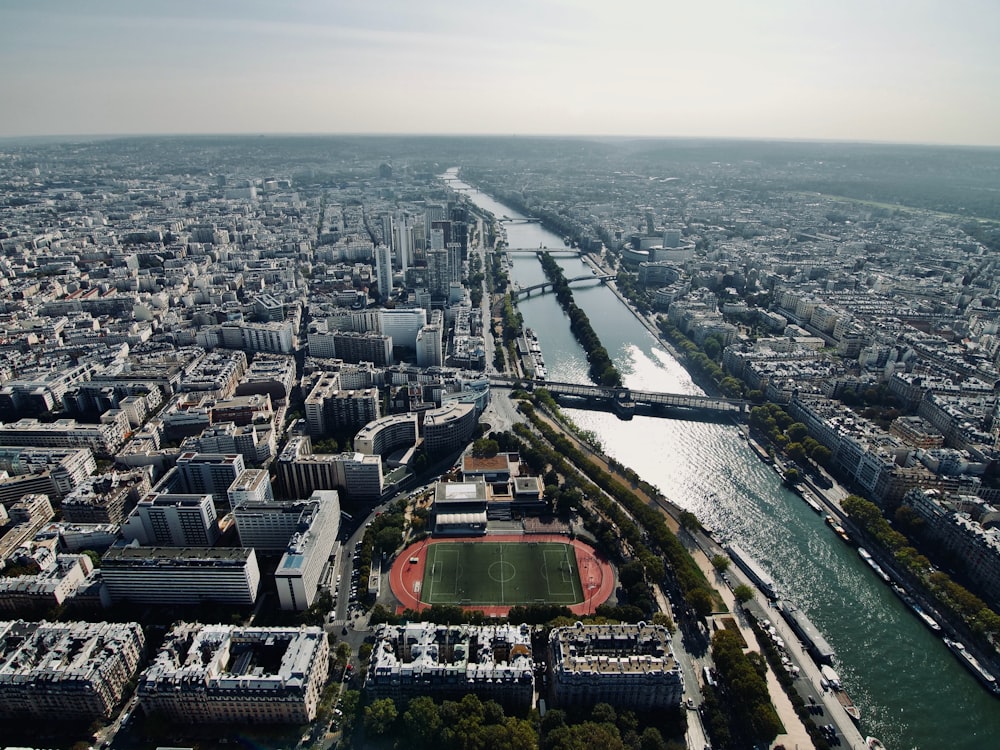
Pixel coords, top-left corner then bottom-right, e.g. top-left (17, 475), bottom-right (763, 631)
top-left (1, 0), bottom-right (999, 146)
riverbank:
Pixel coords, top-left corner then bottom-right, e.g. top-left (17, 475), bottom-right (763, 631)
top-left (578, 251), bottom-right (727, 399)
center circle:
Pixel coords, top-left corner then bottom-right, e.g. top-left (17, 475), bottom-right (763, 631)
top-left (488, 560), bottom-right (517, 583)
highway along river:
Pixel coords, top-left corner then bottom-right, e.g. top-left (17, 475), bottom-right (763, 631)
top-left (446, 170), bottom-right (1000, 750)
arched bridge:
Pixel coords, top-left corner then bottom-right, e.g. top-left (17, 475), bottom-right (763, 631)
top-left (513, 273), bottom-right (616, 299)
top-left (489, 376), bottom-right (748, 421)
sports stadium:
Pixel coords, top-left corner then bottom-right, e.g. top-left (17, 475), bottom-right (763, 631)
top-left (390, 533), bottom-right (614, 617)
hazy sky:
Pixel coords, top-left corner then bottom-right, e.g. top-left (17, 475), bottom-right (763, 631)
top-left (2, 0), bottom-right (998, 145)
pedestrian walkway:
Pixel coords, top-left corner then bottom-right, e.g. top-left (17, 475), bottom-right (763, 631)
top-left (691, 543), bottom-right (814, 750)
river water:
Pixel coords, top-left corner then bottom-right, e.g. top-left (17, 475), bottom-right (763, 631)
top-left (446, 170), bottom-right (1000, 750)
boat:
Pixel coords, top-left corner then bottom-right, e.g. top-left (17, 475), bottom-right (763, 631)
top-left (725, 542), bottom-right (778, 599)
top-left (858, 548), bottom-right (891, 583)
top-left (836, 690), bottom-right (861, 722)
top-left (779, 600), bottom-right (836, 664)
top-left (865, 737), bottom-right (887, 750)
top-left (825, 515), bottom-right (853, 544)
top-left (821, 666), bottom-right (861, 721)
top-left (793, 483), bottom-right (824, 513)
top-left (943, 638), bottom-right (1000, 696)
top-left (747, 437), bottom-right (774, 464)
top-left (891, 584), bottom-right (942, 633)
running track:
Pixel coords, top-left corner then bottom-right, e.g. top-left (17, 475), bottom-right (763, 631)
top-left (389, 534), bottom-right (615, 617)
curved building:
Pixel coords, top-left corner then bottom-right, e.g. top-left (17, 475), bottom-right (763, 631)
top-left (354, 413), bottom-right (419, 457)
top-left (422, 402), bottom-right (476, 457)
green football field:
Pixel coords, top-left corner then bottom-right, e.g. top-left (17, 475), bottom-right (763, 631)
top-left (420, 541), bottom-right (585, 606)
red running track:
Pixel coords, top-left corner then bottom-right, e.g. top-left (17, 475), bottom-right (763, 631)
top-left (389, 534), bottom-right (615, 618)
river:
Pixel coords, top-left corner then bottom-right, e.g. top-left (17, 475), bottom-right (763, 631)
top-left (446, 170), bottom-right (1000, 750)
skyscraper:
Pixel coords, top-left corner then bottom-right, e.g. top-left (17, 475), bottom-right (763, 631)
top-left (375, 244), bottom-right (393, 301)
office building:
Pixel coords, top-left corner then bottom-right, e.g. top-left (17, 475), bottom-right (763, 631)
top-left (380, 308), bottom-right (426, 349)
top-left (375, 244), bottom-right (393, 300)
top-left (422, 402), bottom-right (477, 457)
top-left (330, 331), bottom-right (393, 366)
top-left (0, 417), bottom-right (125, 456)
top-left (227, 468), bottom-right (274, 508)
top-left (60, 469), bottom-right (151, 525)
top-left (120, 493), bottom-right (220, 547)
top-left (427, 248), bottom-right (449, 297)
top-left (0, 619), bottom-right (145, 720)
top-left (101, 547), bottom-right (261, 606)
top-left (275, 490), bottom-right (340, 611)
top-left (174, 452), bottom-right (245, 508)
top-left (416, 319), bottom-right (443, 368)
top-left (304, 375), bottom-right (380, 437)
top-left (233, 499), bottom-right (318, 552)
top-left (548, 623), bottom-right (683, 710)
top-left (354, 413), bottom-right (419, 457)
top-left (276, 437), bottom-right (384, 502)
top-left (139, 623), bottom-right (328, 725)
top-left (0, 446), bottom-right (96, 499)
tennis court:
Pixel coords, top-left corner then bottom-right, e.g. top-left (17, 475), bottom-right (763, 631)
top-left (421, 540), bottom-right (584, 606)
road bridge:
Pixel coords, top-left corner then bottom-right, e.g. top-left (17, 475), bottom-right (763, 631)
top-left (513, 273), bottom-right (617, 299)
top-left (497, 217), bottom-right (542, 224)
top-left (489, 377), bottom-right (748, 421)
top-left (500, 247), bottom-right (583, 256)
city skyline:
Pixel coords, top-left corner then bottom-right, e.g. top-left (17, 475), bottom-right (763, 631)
top-left (2, 0), bottom-right (999, 147)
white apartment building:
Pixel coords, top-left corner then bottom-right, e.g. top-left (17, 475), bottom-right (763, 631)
top-left (101, 547), bottom-right (261, 606)
top-left (275, 490), bottom-right (340, 611)
top-left (548, 623), bottom-right (684, 710)
top-left (0, 619), bottom-right (145, 720)
top-left (138, 623), bottom-right (329, 724)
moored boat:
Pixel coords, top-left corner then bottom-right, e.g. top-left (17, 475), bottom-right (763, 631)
top-left (725, 542), bottom-right (778, 599)
top-left (825, 515), bottom-right (853, 544)
top-left (865, 737), bottom-right (887, 750)
top-left (944, 638), bottom-right (1000, 696)
top-left (858, 547), bottom-right (891, 583)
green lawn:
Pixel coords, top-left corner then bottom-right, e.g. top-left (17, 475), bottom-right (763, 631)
top-left (421, 541), bottom-right (585, 606)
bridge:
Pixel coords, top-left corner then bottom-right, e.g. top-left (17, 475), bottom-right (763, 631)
top-left (497, 217), bottom-right (542, 224)
top-left (513, 273), bottom-right (617, 299)
top-left (500, 247), bottom-right (583, 256)
top-left (490, 377), bottom-right (748, 421)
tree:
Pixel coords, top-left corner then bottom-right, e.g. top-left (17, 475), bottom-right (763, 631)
top-left (640, 727), bottom-right (668, 750)
top-left (591, 702), bottom-right (617, 725)
top-left (711, 554), bottom-right (731, 574)
top-left (679, 510), bottom-right (701, 532)
top-left (785, 422), bottom-right (809, 443)
top-left (733, 584), bottom-right (755, 604)
top-left (374, 526), bottom-right (402, 553)
top-left (652, 612), bottom-right (675, 632)
top-left (810, 444), bottom-right (832, 466)
top-left (702, 336), bottom-right (722, 360)
top-left (402, 695), bottom-right (442, 749)
top-left (472, 437), bottom-right (500, 457)
top-left (364, 697), bottom-right (398, 736)
top-left (785, 442), bottom-right (807, 463)
top-left (688, 587), bottom-right (715, 617)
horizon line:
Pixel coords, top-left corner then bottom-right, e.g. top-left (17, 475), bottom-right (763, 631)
top-left (1, 131), bottom-right (999, 150)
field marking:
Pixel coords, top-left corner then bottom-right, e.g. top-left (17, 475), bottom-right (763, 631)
top-left (542, 546), bottom-right (580, 602)
top-left (419, 540), bottom-right (586, 607)
top-left (499, 543), bottom-right (505, 603)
